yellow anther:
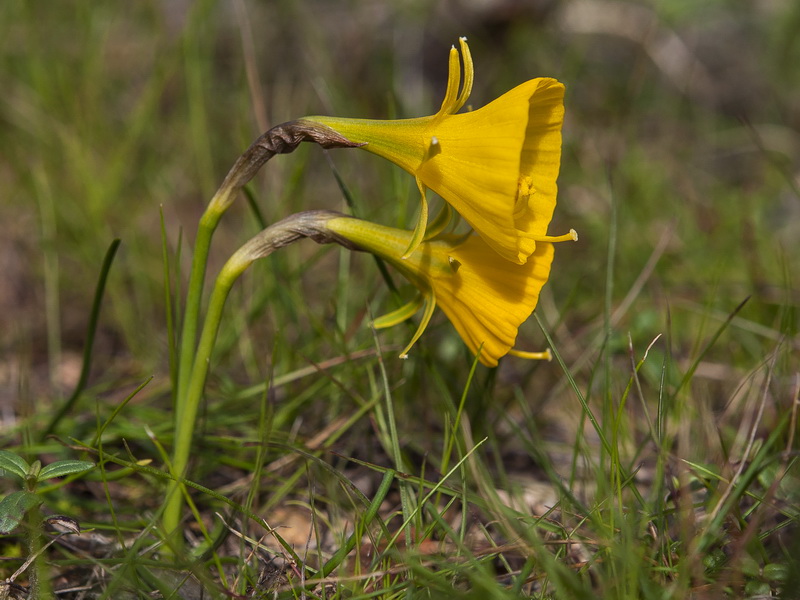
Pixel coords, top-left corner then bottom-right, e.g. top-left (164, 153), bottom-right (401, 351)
top-left (518, 175), bottom-right (535, 197)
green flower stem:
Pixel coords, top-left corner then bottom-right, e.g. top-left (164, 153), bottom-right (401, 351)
top-left (163, 210), bottom-right (349, 547)
top-left (161, 119), bottom-right (362, 550)
top-left (174, 121), bottom-right (361, 424)
top-left (164, 240), bottom-right (250, 545)
top-left (175, 198), bottom-right (228, 427)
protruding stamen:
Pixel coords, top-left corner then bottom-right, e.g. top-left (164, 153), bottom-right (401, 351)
top-left (508, 348), bottom-right (552, 361)
top-left (527, 229), bottom-right (578, 243)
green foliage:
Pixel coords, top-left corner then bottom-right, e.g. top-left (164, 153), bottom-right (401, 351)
top-left (0, 451), bottom-right (30, 482)
top-left (0, 492), bottom-right (43, 536)
top-left (1, 0), bottom-right (798, 598)
top-left (0, 450), bottom-right (94, 534)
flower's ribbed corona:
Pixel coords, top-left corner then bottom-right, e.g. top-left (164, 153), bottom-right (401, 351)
top-left (324, 215), bottom-right (570, 367)
top-left (303, 38), bottom-right (568, 264)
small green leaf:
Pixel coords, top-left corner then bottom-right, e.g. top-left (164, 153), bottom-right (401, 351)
top-left (763, 563), bottom-right (789, 582)
top-left (744, 580), bottom-right (771, 596)
top-left (0, 450), bottom-right (30, 480)
top-left (0, 491), bottom-right (43, 534)
top-left (38, 460), bottom-right (95, 481)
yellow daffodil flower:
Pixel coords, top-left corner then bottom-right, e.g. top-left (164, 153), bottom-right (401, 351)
top-left (325, 215), bottom-right (576, 367)
top-left (302, 37), bottom-right (567, 264)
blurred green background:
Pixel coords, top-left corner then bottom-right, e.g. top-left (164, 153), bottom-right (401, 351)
top-left (3, 0), bottom-right (797, 380)
top-left (1, 0), bottom-right (799, 595)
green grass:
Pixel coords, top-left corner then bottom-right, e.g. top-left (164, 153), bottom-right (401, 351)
top-left (2, 1), bottom-right (799, 598)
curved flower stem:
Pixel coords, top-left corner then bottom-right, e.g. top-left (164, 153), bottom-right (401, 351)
top-left (165, 122), bottom-right (362, 551)
top-left (175, 205), bottom-right (226, 427)
top-left (174, 121), bottom-right (361, 423)
top-left (163, 243), bottom-right (248, 543)
top-left (163, 210), bottom-right (350, 548)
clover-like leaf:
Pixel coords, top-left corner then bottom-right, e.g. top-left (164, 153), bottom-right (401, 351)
top-left (0, 450), bottom-right (30, 481)
top-left (0, 490), bottom-right (43, 534)
top-left (37, 460), bottom-right (95, 482)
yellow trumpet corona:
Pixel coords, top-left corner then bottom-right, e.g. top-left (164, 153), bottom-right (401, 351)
top-left (325, 215), bottom-right (574, 367)
top-left (304, 38), bottom-right (565, 265)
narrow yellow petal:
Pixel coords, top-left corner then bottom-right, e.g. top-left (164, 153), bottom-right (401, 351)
top-left (437, 45), bottom-right (463, 118)
top-left (401, 179), bottom-right (429, 259)
top-left (451, 37), bottom-right (474, 114)
top-left (423, 202), bottom-right (453, 240)
top-left (373, 294), bottom-right (425, 329)
top-left (398, 291), bottom-right (437, 360)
